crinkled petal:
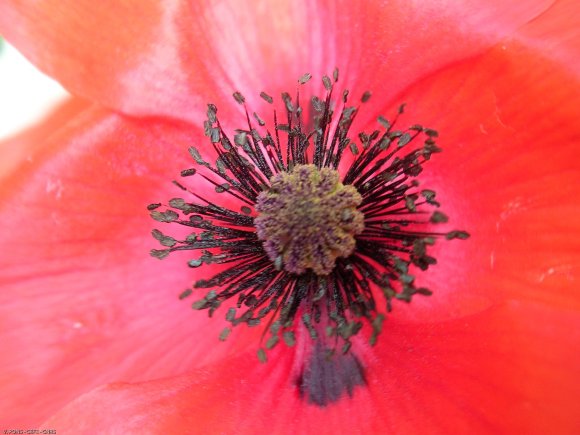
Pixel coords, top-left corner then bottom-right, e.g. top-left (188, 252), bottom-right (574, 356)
top-left (2, 2), bottom-right (579, 430)
top-left (43, 302), bottom-right (580, 434)
top-left (42, 38), bottom-right (580, 434)
top-left (514, 0), bottom-right (580, 75)
top-left (390, 41), bottom-right (580, 319)
top-left (0, 108), bottom-right (261, 427)
top-left (0, 0), bottom-right (554, 123)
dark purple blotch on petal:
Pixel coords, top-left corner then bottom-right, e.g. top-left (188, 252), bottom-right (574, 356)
top-left (296, 345), bottom-right (366, 406)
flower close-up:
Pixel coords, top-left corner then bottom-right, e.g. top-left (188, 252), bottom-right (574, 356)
top-left (0, 0), bottom-right (579, 434)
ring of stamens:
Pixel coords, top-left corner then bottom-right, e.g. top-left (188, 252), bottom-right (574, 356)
top-left (149, 70), bottom-right (470, 363)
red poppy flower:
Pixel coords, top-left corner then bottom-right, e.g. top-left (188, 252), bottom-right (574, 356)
top-left (1, 0), bottom-right (579, 433)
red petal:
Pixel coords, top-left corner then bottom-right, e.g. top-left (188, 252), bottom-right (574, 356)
top-left (0, 108), bottom-right (261, 427)
top-left (0, 0), bottom-right (554, 123)
top-left (0, 98), bottom-right (90, 184)
top-left (515, 0), bottom-right (580, 74)
top-left (3, 3), bottom-right (579, 430)
top-left (42, 36), bottom-right (580, 434)
top-left (388, 41), bottom-right (580, 319)
top-left (324, 0), bottom-right (554, 126)
top-left (43, 302), bottom-right (580, 434)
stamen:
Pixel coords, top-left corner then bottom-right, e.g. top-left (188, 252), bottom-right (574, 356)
top-left (149, 72), bottom-right (469, 373)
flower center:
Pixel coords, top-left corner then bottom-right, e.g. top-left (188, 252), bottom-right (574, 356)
top-left (255, 164), bottom-right (364, 275)
top-left (148, 71), bottom-right (470, 380)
